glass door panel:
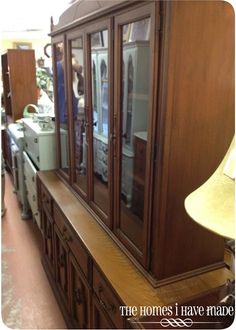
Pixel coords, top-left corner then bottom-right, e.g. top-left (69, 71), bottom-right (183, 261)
top-left (90, 29), bottom-right (109, 216)
top-left (69, 37), bottom-right (87, 195)
top-left (119, 18), bottom-right (151, 252)
top-left (54, 42), bottom-right (70, 175)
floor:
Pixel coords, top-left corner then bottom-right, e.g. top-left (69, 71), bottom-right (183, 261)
top-left (1, 172), bottom-right (67, 329)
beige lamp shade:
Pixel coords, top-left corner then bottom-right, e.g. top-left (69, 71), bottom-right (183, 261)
top-left (185, 138), bottom-right (235, 240)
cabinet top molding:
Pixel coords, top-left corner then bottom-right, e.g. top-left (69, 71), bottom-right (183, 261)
top-left (50, 0), bottom-right (143, 35)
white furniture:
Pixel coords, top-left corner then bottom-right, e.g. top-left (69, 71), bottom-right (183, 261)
top-left (23, 118), bottom-right (56, 170)
top-left (122, 41), bottom-right (149, 150)
top-left (8, 123), bottom-right (31, 219)
top-left (23, 151), bottom-right (40, 227)
top-left (90, 43), bottom-right (149, 204)
top-left (22, 118), bottom-right (57, 228)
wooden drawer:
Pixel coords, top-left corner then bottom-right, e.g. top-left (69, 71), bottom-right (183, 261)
top-left (54, 204), bottom-right (89, 278)
top-left (93, 265), bottom-right (124, 329)
top-left (41, 184), bottom-right (52, 215)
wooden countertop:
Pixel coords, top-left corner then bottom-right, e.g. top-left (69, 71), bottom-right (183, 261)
top-left (37, 170), bottom-right (234, 310)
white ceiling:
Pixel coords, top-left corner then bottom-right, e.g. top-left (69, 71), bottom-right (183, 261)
top-left (0, 0), bottom-right (73, 35)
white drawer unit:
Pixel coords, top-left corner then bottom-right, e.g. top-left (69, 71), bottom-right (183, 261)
top-left (8, 123), bottom-right (31, 219)
top-left (22, 118), bottom-right (57, 229)
top-left (23, 151), bottom-right (40, 227)
top-left (22, 118), bottom-right (56, 170)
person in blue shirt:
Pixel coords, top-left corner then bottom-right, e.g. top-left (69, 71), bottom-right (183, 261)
top-left (56, 47), bottom-right (82, 125)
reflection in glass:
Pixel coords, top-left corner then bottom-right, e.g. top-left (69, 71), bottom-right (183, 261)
top-left (91, 29), bottom-right (109, 216)
top-left (54, 42), bottom-right (69, 174)
top-left (120, 18), bottom-right (150, 251)
top-left (70, 37), bottom-right (87, 194)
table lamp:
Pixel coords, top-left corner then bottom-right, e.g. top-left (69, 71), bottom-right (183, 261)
top-left (185, 137), bottom-right (235, 240)
top-left (185, 137), bottom-right (235, 309)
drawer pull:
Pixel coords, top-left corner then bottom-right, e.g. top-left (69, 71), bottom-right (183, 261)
top-left (74, 288), bottom-right (83, 305)
top-left (37, 156), bottom-right (40, 162)
top-left (34, 138), bottom-right (38, 143)
top-left (32, 176), bottom-right (35, 182)
top-left (98, 285), bottom-right (116, 313)
top-left (33, 195), bottom-right (36, 202)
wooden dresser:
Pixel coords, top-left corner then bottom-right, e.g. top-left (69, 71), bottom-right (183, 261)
top-left (37, 171), bottom-right (234, 329)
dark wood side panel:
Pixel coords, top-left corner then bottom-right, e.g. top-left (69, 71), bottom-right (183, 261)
top-left (7, 50), bottom-right (37, 121)
top-left (152, 1), bottom-right (234, 280)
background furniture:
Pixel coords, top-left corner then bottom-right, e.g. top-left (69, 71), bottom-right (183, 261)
top-left (7, 123), bottom-right (31, 219)
top-left (22, 118), bottom-right (57, 227)
top-left (1, 49), bottom-right (37, 123)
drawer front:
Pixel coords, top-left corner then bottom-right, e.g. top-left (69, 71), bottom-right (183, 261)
top-left (93, 265), bottom-right (124, 329)
top-left (23, 151), bottom-right (37, 192)
top-left (27, 187), bottom-right (40, 227)
top-left (24, 127), bottom-right (40, 168)
top-left (54, 205), bottom-right (89, 278)
top-left (41, 184), bottom-right (52, 215)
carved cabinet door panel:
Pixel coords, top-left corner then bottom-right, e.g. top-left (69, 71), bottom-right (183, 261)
top-left (54, 225), bottom-right (69, 306)
top-left (69, 254), bottom-right (90, 329)
top-left (92, 296), bottom-right (114, 329)
top-left (41, 209), bottom-right (55, 277)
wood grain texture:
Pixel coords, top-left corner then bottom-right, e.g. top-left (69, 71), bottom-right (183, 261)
top-left (37, 170), bottom-right (233, 312)
top-left (151, 0), bottom-right (234, 280)
top-left (1, 49), bottom-right (37, 121)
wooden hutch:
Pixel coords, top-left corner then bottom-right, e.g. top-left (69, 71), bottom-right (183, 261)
top-left (37, 0), bottom-right (234, 328)
top-left (1, 49), bottom-right (37, 174)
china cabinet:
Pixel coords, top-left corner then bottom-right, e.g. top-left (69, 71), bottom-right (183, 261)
top-left (37, 0), bottom-right (234, 328)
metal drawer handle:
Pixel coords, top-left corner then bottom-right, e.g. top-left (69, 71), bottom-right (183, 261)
top-left (34, 138), bottom-right (38, 143)
top-left (98, 285), bottom-right (116, 313)
top-left (33, 195), bottom-right (36, 202)
top-left (32, 176), bottom-right (35, 182)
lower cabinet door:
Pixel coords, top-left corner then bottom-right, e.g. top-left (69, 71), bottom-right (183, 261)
top-left (54, 225), bottom-right (69, 306)
top-left (42, 208), bottom-right (55, 276)
top-left (92, 296), bottom-right (115, 329)
top-left (69, 254), bottom-right (90, 329)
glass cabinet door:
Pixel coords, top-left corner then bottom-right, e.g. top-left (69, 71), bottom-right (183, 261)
top-left (89, 28), bottom-right (111, 222)
top-left (115, 10), bottom-right (154, 259)
top-left (53, 41), bottom-right (70, 176)
top-left (68, 35), bottom-right (88, 196)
